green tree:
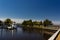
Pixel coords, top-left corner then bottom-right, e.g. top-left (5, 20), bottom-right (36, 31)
top-left (33, 21), bottom-right (37, 25)
top-left (40, 21), bottom-right (43, 25)
top-left (0, 20), bottom-right (3, 26)
top-left (43, 19), bottom-right (53, 26)
top-left (27, 19), bottom-right (33, 26)
top-left (4, 18), bottom-right (13, 26)
top-left (22, 20), bottom-right (27, 26)
top-left (22, 19), bottom-right (33, 26)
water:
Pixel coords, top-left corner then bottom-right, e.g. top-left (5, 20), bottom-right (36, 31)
top-left (0, 26), bottom-right (52, 40)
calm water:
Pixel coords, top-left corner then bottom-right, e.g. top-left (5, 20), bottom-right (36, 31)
top-left (0, 26), bottom-right (51, 40)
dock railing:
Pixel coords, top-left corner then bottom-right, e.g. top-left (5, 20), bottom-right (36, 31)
top-left (48, 29), bottom-right (60, 40)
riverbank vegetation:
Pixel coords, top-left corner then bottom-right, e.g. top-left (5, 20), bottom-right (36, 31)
top-left (0, 18), bottom-right (53, 29)
top-left (0, 18), bottom-right (13, 28)
top-left (22, 19), bottom-right (53, 27)
top-left (21, 19), bottom-right (54, 31)
top-left (4, 18), bottom-right (13, 26)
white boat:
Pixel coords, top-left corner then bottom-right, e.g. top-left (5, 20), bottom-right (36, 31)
top-left (7, 23), bottom-right (17, 30)
top-left (8, 26), bottom-right (12, 29)
top-left (7, 26), bottom-right (12, 30)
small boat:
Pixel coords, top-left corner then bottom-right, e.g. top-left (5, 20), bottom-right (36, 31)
top-left (7, 26), bottom-right (12, 30)
top-left (7, 26), bottom-right (17, 30)
top-left (7, 22), bottom-right (17, 30)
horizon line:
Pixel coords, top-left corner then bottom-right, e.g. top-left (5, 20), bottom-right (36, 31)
top-left (0, 18), bottom-right (59, 25)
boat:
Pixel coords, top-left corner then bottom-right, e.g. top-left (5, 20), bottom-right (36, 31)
top-left (7, 23), bottom-right (17, 30)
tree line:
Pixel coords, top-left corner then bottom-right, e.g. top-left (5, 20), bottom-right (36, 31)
top-left (22, 19), bottom-right (53, 27)
top-left (0, 18), bottom-right (53, 27)
top-left (0, 18), bottom-right (13, 26)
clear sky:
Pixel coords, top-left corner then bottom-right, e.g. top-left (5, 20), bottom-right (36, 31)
top-left (0, 0), bottom-right (60, 22)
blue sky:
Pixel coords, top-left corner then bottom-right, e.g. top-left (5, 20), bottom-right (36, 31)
top-left (0, 0), bottom-right (60, 21)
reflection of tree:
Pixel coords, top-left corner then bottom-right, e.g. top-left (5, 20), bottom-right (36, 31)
top-left (0, 29), bottom-right (3, 38)
top-left (22, 27), bottom-right (32, 33)
top-left (22, 27), bottom-right (41, 33)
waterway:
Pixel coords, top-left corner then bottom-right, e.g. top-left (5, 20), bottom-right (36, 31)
top-left (0, 26), bottom-right (56, 40)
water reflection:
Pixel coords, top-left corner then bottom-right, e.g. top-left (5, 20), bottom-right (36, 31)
top-left (0, 27), bottom-right (53, 40)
